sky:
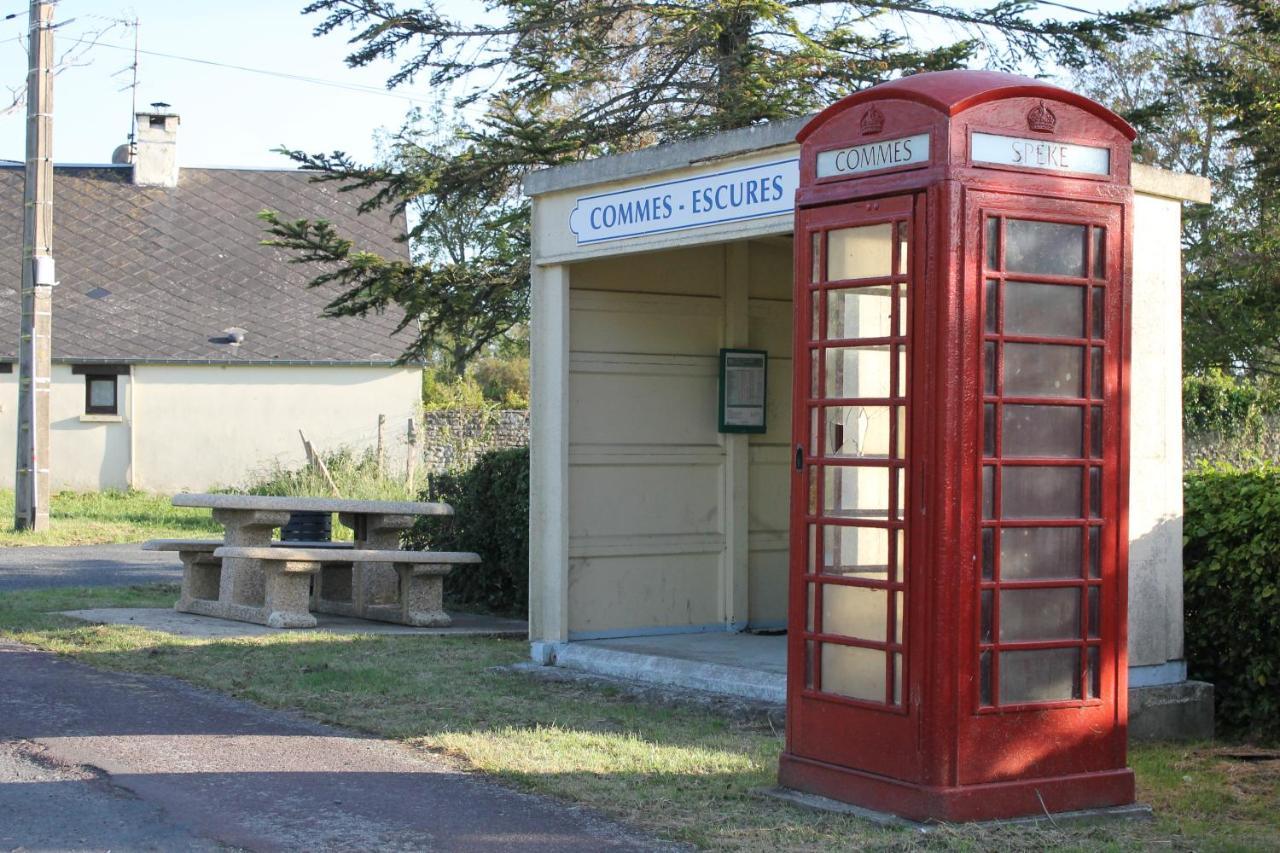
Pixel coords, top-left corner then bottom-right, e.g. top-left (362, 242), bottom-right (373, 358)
top-left (0, 0), bottom-right (1133, 171)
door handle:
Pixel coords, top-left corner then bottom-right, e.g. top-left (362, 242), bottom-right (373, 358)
top-left (795, 445), bottom-right (804, 471)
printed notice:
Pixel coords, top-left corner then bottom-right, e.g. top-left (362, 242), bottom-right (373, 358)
top-left (720, 349), bottom-right (768, 433)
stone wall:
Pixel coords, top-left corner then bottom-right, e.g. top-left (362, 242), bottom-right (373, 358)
top-left (420, 409), bottom-right (529, 474)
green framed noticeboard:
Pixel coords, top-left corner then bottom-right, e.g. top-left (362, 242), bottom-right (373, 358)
top-left (718, 348), bottom-right (768, 434)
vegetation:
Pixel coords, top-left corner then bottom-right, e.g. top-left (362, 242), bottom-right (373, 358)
top-left (1183, 464), bottom-right (1280, 741)
top-left (241, 446), bottom-right (417, 503)
top-left (408, 448), bottom-right (529, 615)
top-left (1, 583), bottom-right (1276, 850)
top-left (1075, 1), bottom-right (1280, 377)
top-left (264, 1), bottom-right (1181, 369)
top-left (0, 490), bottom-right (219, 547)
top-left (422, 355), bottom-right (530, 411)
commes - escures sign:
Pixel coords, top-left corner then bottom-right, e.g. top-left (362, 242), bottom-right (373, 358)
top-left (569, 158), bottom-right (800, 245)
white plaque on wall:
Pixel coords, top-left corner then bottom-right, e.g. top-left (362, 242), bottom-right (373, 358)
top-left (816, 133), bottom-right (930, 179)
top-left (971, 132), bottom-right (1111, 176)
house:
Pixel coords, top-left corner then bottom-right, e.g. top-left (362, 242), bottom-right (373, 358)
top-left (0, 108), bottom-right (421, 493)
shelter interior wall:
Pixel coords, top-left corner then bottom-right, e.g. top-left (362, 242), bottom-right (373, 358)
top-left (566, 240), bottom-right (794, 636)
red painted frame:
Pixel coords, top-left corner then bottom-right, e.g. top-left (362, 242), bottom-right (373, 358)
top-left (780, 71), bottom-right (1136, 822)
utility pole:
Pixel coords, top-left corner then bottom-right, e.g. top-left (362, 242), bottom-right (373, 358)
top-left (14, 0), bottom-right (55, 531)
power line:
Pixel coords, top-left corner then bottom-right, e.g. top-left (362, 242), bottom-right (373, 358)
top-left (83, 39), bottom-right (433, 105)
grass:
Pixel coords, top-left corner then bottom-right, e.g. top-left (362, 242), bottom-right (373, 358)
top-left (0, 490), bottom-right (220, 547)
top-left (1, 585), bottom-right (1277, 851)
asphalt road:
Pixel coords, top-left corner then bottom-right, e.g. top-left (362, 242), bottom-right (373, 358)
top-left (0, 641), bottom-right (675, 852)
top-left (0, 543), bottom-right (182, 591)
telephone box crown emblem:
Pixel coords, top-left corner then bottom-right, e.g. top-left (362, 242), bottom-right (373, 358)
top-left (1027, 101), bottom-right (1057, 133)
top-left (860, 105), bottom-right (885, 135)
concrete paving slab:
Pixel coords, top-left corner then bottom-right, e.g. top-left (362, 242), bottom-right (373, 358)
top-left (62, 607), bottom-right (528, 639)
top-left (0, 641), bottom-right (676, 852)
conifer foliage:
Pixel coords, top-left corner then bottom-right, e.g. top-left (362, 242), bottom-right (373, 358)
top-left (264, 0), bottom-right (1189, 367)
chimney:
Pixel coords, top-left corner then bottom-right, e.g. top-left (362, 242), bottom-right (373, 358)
top-left (131, 102), bottom-right (180, 187)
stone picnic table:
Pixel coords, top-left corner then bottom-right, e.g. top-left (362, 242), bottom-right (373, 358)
top-left (166, 493), bottom-right (455, 627)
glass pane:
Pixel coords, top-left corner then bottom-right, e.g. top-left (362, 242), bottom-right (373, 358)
top-left (828, 223), bottom-right (893, 281)
top-left (981, 527), bottom-right (995, 579)
top-left (1002, 405), bottom-right (1083, 458)
top-left (807, 583), bottom-right (816, 630)
top-left (1004, 281), bottom-right (1084, 338)
top-left (1090, 406), bottom-right (1103, 458)
top-left (894, 594), bottom-right (903, 643)
top-left (1001, 648), bottom-right (1080, 703)
top-left (984, 279), bottom-right (998, 333)
top-left (985, 217), bottom-right (999, 270)
top-left (895, 529), bottom-right (904, 577)
top-left (88, 378), bottom-right (115, 408)
top-left (821, 643), bottom-right (885, 702)
top-left (1090, 467), bottom-right (1102, 518)
top-left (895, 468), bottom-right (905, 521)
top-left (1088, 526), bottom-right (1101, 578)
top-left (1087, 646), bottom-right (1100, 699)
top-left (896, 287), bottom-right (908, 336)
top-left (1088, 586), bottom-right (1100, 638)
top-left (822, 584), bottom-right (888, 641)
top-left (1004, 343), bottom-right (1083, 398)
top-left (896, 347), bottom-right (907, 397)
top-left (824, 346), bottom-right (892, 399)
top-left (828, 286), bottom-right (892, 340)
top-left (807, 524), bottom-right (817, 571)
top-left (805, 640), bottom-right (816, 688)
top-left (1091, 288), bottom-right (1105, 338)
top-left (983, 404), bottom-right (996, 457)
top-left (893, 652), bottom-right (903, 705)
top-left (810, 408), bottom-right (819, 452)
top-left (901, 220), bottom-right (911, 274)
top-left (1001, 527), bottom-right (1082, 579)
top-left (981, 590), bottom-right (993, 642)
top-left (1001, 466), bottom-right (1082, 519)
top-left (895, 406), bottom-right (906, 458)
top-left (980, 650), bottom-right (993, 705)
top-left (822, 466), bottom-right (890, 521)
top-left (982, 465), bottom-right (995, 519)
top-left (825, 406), bottom-right (891, 458)
top-left (1005, 219), bottom-right (1086, 277)
top-left (811, 231), bottom-right (821, 283)
top-left (810, 349), bottom-right (819, 396)
top-left (1091, 348), bottom-right (1104, 398)
top-left (984, 342), bottom-right (998, 394)
top-left (822, 525), bottom-right (889, 579)
top-left (811, 292), bottom-right (820, 341)
top-left (1092, 227), bottom-right (1106, 279)
top-left (1000, 587), bottom-right (1080, 641)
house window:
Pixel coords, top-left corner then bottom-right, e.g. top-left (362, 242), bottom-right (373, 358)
top-left (85, 375), bottom-right (118, 414)
top-left (72, 364), bottom-right (129, 416)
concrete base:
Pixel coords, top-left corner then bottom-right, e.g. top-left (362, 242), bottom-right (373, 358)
top-left (63, 607), bottom-right (527, 640)
top-left (552, 634), bottom-right (786, 704)
top-left (761, 786), bottom-right (1153, 829)
top-left (542, 634), bottom-right (1215, 740)
top-left (1129, 680), bottom-right (1214, 741)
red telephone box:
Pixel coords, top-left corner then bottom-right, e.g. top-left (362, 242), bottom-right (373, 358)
top-left (781, 70), bottom-right (1136, 822)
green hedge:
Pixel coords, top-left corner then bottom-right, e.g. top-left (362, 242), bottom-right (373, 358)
top-left (407, 447), bottom-right (529, 616)
top-left (1184, 464), bottom-right (1280, 740)
top-left (1183, 369), bottom-right (1279, 437)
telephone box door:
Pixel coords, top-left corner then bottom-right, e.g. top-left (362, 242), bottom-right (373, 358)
top-left (960, 191), bottom-right (1129, 783)
top-left (787, 193), bottom-right (921, 779)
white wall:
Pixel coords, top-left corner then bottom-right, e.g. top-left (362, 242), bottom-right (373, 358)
top-left (0, 364), bottom-right (422, 494)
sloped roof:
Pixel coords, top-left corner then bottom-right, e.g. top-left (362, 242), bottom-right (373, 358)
top-left (0, 164), bottom-right (414, 365)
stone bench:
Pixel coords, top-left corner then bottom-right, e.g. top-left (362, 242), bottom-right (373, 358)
top-left (142, 539), bottom-right (353, 614)
top-left (214, 547), bottom-right (480, 629)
